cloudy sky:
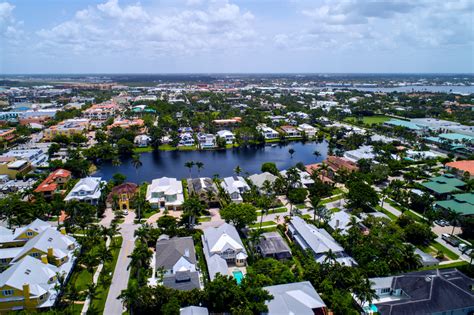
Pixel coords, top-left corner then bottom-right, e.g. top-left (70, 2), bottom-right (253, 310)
top-left (1, 0), bottom-right (473, 73)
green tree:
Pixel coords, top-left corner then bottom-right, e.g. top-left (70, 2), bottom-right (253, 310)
top-left (184, 161), bottom-right (195, 178)
top-left (181, 196), bottom-right (205, 228)
top-left (117, 138), bottom-right (135, 156)
top-left (346, 179), bottom-right (379, 211)
top-left (261, 162), bottom-right (278, 175)
top-left (220, 203), bottom-right (257, 229)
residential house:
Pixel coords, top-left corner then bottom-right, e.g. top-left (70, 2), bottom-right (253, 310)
top-left (435, 192), bottom-right (474, 217)
top-left (263, 281), bottom-right (328, 315)
top-left (279, 125), bottom-right (302, 138)
top-left (179, 133), bottom-right (195, 147)
top-left (64, 177), bottom-right (104, 205)
top-left (445, 160), bottom-right (474, 180)
top-left (187, 178), bottom-right (219, 206)
top-left (107, 182), bottom-right (138, 211)
top-left (414, 248), bottom-right (439, 267)
top-left (363, 269), bottom-right (474, 315)
top-left (0, 157), bottom-right (32, 180)
top-left (134, 135), bottom-right (151, 147)
top-left (0, 128), bottom-right (16, 145)
top-left (328, 211), bottom-right (366, 235)
top-left (197, 133), bottom-right (216, 149)
top-left (343, 145), bottom-right (375, 163)
top-left (202, 223), bottom-right (247, 280)
top-left (146, 177), bottom-right (184, 210)
top-left (248, 172), bottom-right (278, 192)
top-left (421, 174), bottom-right (466, 198)
top-left (298, 123), bottom-right (317, 138)
top-left (280, 169), bottom-right (314, 188)
top-left (306, 155), bottom-right (359, 183)
top-left (256, 232), bottom-right (292, 260)
top-left (107, 118), bottom-right (144, 131)
top-left (216, 130), bottom-right (235, 145)
top-left (288, 216), bottom-right (357, 266)
top-left (220, 176), bottom-right (250, 203)
top-left (34, 169), bottom-right (71, 199)
top-left (155, 235), bottom-right (201, 291)
top-left (43, 119), bottom-right (89, 141)
top-left (257, 125), bottom-right (279, 140)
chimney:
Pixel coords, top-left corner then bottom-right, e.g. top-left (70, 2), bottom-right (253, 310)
top-left (47, 247), bottom-right (53, 258)
top-left (60, 227), bottom-right (66, 235)
top-left (41, 254), bottom-right (48, 264)
top-left (23, 283), bottom-right (30, 302)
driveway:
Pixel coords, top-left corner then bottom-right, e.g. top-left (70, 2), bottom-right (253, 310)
top-left (103, 212), bottom-right (138, 315)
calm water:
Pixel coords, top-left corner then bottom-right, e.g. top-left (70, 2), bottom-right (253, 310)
top-left (349, 85), bottom-right (474, 94)
top-left (94, 141), bottom-right (328, 183)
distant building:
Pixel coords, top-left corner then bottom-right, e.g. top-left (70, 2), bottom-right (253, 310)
top-left (279, 125), bottom-right (302, 138)
top-left (134, 135), bottom-right (151, 147)
top-left (298, 123), bottom-right (317, 138)
top-left (257, 125), bottom-right (279, 140)
top-left (197, 133), bottom-right (217, 149)
top-left (445, 160), bottom-right (474, 179)
top-left (0, 157), bottom-right (32, 179)
top-left (248, 172), bottom-right (278, 192)
top-left (43, 118), bottom-right (89, 141)
top-left (212, 117), bottom-right (241, 130)
top-left (421, 174), bottom-right (466, 198)
top-left (216, 130), bottom-right (235, 144)
top-left (435, 193), bottom-right (474, 217)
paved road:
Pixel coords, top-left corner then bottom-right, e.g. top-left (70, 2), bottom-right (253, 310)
top-left (103, 212), bottom-right (138, 315)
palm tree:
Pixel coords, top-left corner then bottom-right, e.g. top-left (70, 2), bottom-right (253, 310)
top-left (182, 197), bottom-right (205, 228)
top-left (98, 244), bottom-right (112, 264)
top-left (323, 249), bottom-right (338, 265)
top-left (380, 186), bottom-right (392, 208)
top-left (313, 150), bottom-right (321, 159)
top-left (184, 161), bottom-right (195, 178)
top-left (195, 161), bottom-right (204, 175)
top-left (317, 162), bottom-right (329, 181)
top-left (448, 208), bottom-right (462, 236)
top-left (288, 148), bottom-right (295, 158)
top-left (234, 165), bottom-right (242, 176)
top-left (310, 196), bottom-right (323, 223)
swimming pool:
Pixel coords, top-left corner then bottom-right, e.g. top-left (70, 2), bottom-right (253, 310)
top-left (232, 270), bottom-right (244, 285)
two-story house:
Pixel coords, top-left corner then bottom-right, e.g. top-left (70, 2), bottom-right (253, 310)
top-left (34, 169), bottom-right (71, 199)
top-left (216, 130), bottom-right (235, 145)
top-left (220, 176), bottom-right (250, 203)
top-left (64, 177), bottom-right (103, 205)
top-left (146, 177), bottom-right (184, 211)
top-left (187, 178), bottom-right (219, 207)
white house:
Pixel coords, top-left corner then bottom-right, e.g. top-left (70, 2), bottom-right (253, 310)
top-left (179, 133), bottom-right (195, 147)
top-left (64, 177), bottom-right (103, 205)
top-left (197, 133), bottom-right (216, 149)
top-left (220, 176), bottom-right (250, 203)
top-left (216, 130), bottom-right (235, 145)
top-left (298, 123), bottom-right (317, 138)
top-left (134, 135), bottom-right (151, 147)
top-left (257, 125), bottom-right (279, 140)
top-left (343, 145), bottom-right (375, 163)
top-left (146, 177), bottom-right (184, 210)
top-left (202, 223), bottom-right (247, 280)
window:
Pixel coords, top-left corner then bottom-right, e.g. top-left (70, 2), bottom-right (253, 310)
top-left (0, 258), bottom-right (8, 264)
top-left (3, 290), bottom-right (14, 296)
top-left (31, 252), bottom-right (40, 257)
top-left (26, 231), bottom-right (34, 237)
top-left (380, 288), bottom-right (391, 294)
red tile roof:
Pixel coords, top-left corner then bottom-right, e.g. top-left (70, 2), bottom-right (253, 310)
top-left (446, 160), bottom-right (474, 175)
top-left (34, 169), bottom-right (71, 193)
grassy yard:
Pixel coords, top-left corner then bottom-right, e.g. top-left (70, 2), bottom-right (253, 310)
top-left (158, 144), bottom-right (176, 151)
top-left (295, 204), bottom-right (307, 210)
top-left (198, 216), bottom-right (212, 222)
top-left (420, 241), bottom-right (459, 260)
top-left (249, 221), bottom-right (277, 228)
top-left (265, 138), bottom-right (280, 143)
top-left (258, 207), bottom-right (288, 215)
top-left (70, 267), bottom-right (93, 297)
top-left (321, 194), bottom-right (344, 205)
top-left (133, 146), bottom-right (153, 153)
top-left (91, 236), bottom-right (123, 313)
top-left (178, 145), bottom-right (197, 151)
top-left (420, 261), bottom-right (468, 271)
top-left (344, 115), bottom-right (391, 125)
top-left (331, 187), bottom-right (344, 195)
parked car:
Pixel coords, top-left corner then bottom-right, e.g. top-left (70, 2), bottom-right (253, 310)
top-left (442, 233), bottom-right (460, 246)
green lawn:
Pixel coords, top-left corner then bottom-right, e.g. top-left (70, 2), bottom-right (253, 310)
top-left (69, 267), bottom-right (93, 298)
top-left (430, 241), bottom-right (459, 260)
top-left (331, 187), bottom-right (344, 195)
top-left (295, 204), bottom-right (307, 210)
top-left (265, 138), bottom-right (280, 143)
top-left (158, 144), bottom-right (176, 151)
top-left (321, 194), bottom-right (344, 205)
top-left (133, 146), bottom-right (153, 153)
top-left (249, 221), bottom-right (277, 228)
top-left (142, 210), bottom-right (159, 219)
top-left (257, 207), bottom-right (288, 216)
top-left (375, 205), bottom-right (397, 220)
top-left (344, 115), bottom-right (391, 125)
top-left (91, 236), bottom-right (123, 313)
top-left (178, 145), bottom-right (197, 151)
top-left (420, 261), bottom-right (468, 271)
top-left (198, 216), bottom-right (212, 222)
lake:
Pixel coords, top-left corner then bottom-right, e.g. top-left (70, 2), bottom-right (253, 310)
top-left (93, 141), bottom-right (328, 183)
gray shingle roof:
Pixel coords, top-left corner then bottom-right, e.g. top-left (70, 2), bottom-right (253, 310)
top-left (257, 232), bottom-right (291, 257)
top-left (163, 270), bottom-right (200, 291)
top-left (155, 236), bottom-right (196, 270)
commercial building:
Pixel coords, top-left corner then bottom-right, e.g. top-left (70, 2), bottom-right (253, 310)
top-left (0, 157), bottom-right (32, 179)
top-left (43, 119), bottom-right (89, 141)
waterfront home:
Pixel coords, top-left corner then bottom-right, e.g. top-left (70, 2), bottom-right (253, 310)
top-left (107, 182), bottom-right (138, 211)
top-left (187, 178), bottom-right (219, 206)
top-left (155, 235), bottom-right (201, 291)
top-left (197, 133), bottom-right (217, 149)
top-left (248, 172), bottom-right (278, 192)
top-left (202, 223), bottom-right (247, 280)
top-left (256, 232), bottom-right (292, 260)
top-left (445, 160), bottom-right (474, 179)
top-left (263, 281), bottom-right (327, 315)
top-left (134, 135), bottom-right (151, 147)
top-left (298, 123), bottom-right (317, 138)
top-left (33, 168), bottom-right (71, 199)
top-left (43, 118), bottom-right (90, 141)
top-left (179, 133), bottom-right (195, 147)
top-left (257, 125), bottom-right (279, 140)
top-left (64, 177), bottom-right (104, 205)
top-left (279, 125), bottom-right (302, 138)
top-left (146, 177), bottom-right (184, 211)
top-left (306, 155), bottom-right (359, 182)
top-left (216, 130), bottom-right (235, 144)
top-left (280, 168), bottom-right (314, 188)
top-left (288, 216), bottom-right (357, 266)
top-left (220, 176), bottom-right (250, 203)
top-left (362, 269), bottom-right (474, 315)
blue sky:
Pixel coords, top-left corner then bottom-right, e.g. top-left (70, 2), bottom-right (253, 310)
top-left (1, 0), bottom-right (473, 74)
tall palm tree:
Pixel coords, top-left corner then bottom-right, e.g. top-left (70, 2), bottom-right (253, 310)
top-left (288, 148), bottom-right (295, 158)
top-left (323, 249), bottom-right (338, 265)
top-left (234, 165), bottom-right (242, 176)
top-left (448, 208), bottom-right (462, 236)
top-left (184, 161), bottom-right (195, 178)
top-left (195, 161), bottom-right (204, 175)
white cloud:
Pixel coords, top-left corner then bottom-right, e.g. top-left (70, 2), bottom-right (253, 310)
top-left (0, 2), bottom-right (24, 44)
top-left (35, 0), bottom-right (259, 58)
